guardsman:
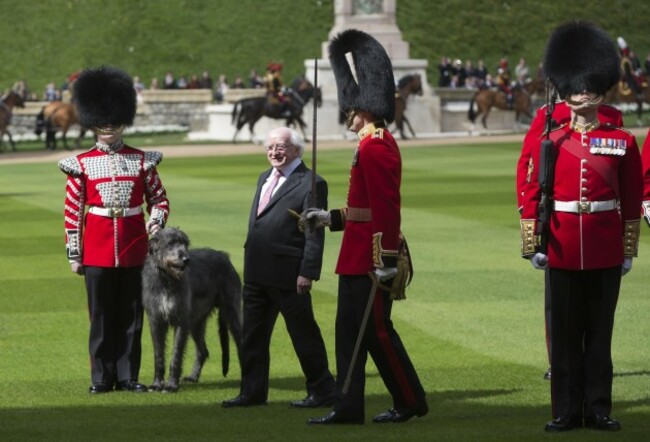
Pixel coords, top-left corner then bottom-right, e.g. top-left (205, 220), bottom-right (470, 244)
top-left (516, 100), bottom-right (623, 381)
top-left (265, 63), bottom-right (290, 116)
top-left (302, 29), bottom-right (428, 425)
top-left (617, 36), bottom-right (643, 98)
top-left (519, 22), bottom-right (642, 433)
top-left (58, 66), bottom-right (170, 394)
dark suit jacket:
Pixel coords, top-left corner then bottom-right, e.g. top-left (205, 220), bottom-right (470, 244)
top-left (243, 161), bottom-right (328, 291)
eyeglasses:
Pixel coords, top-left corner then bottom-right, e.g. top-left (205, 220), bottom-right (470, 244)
top-left (265, 143), bottom-right (292, 153)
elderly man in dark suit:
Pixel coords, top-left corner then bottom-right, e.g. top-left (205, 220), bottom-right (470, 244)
top-left (222, 126), bottom-right (335, 409)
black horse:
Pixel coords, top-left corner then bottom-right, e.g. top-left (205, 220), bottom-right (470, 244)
top-left (231, 77), bottom-right (321, 143)
top-left (0, 91), bottom-right (25, 152)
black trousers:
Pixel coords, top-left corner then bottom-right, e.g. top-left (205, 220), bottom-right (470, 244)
top-left (239, 283), bottom-right (335, 400)
top-left (548, 266), bottom-right (621, 419)
top-left (84, 266), bottom-right (144, 386)
top-left (544, 268), bottom-right (552, 364)
top-left (333, 275), bottom-right (426, 419)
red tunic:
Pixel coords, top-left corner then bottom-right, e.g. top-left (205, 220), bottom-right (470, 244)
top-left (59, 144), bottom-right (170, 267)
top-left (334, 123), bottom-right (401, 275)
top-left (520, 123), bottom-right (642, 270)
top-left (641, 129), bottom-right (650, 218)
top-left (516, 102), bottom-right (622, 211)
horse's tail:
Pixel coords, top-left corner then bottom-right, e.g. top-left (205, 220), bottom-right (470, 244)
top-left (468, 93), bottom-right (478, 123)
top-left (231, 101), bottom-right (240, 125)
top-left (34, 109), bottom-right (45, 136)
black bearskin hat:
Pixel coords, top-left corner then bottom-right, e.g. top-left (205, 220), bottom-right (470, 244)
top-left (543, 21), bottom-right (620, 98)
top-left (328, 29), bottom-right (395, 123)
top-left (73, 66), bottom-right (136, 128)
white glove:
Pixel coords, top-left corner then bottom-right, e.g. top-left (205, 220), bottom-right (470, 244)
top-left (146, 220), bottom-right (162, 235)
top-left (530, 253), bottom-right (548, 270)
top-left (375, 267), bottom-right (398, 281)
top-left (70, 261), bottom-right (84, 275)
top-left (622, 257), bottom-right (633, 276)
top-left (298, 208), bottom-right (330, 231)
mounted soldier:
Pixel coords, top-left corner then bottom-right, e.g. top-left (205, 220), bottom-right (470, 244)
top-left (264, 62), bottom-right (291, 117)
top-left (617, 36), bottom-right (646, 99)
top-left (495, 57), bottom-right (514, 107)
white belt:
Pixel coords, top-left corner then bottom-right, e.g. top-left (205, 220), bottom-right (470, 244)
top-left (554, 199), bottom-right (618, 214)
top-left (89, 206), bottom-right (143, 218)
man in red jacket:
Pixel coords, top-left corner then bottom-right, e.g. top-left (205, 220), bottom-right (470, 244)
top-left (303, 29), bottom-right (427, 425)
top-left (517, 100), bottom-right (623, 381)
top-left (519, 22), bottom-right (642, 432)
top-left (59, 66), bottom-right (170, 394)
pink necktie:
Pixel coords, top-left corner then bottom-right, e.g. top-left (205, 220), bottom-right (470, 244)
top-left (257, 169), bottom-right (282, 215)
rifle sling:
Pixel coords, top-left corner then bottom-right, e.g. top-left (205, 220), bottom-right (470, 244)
top-left (550, 131), bottom-right (620, 196)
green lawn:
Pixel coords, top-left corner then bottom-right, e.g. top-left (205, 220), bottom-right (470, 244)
top-left (1, 140), bottom-right (649, 441)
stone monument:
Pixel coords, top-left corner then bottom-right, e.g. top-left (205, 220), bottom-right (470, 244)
top-left (188, 0), bottom-right (440, 142)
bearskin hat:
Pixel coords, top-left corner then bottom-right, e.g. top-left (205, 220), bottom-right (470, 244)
top-left (543, 21), bottom-right (620, 98)
top-left (328, 29), bottom-right (395, 123)
top-left (73, 66), bottom-right (136, 128)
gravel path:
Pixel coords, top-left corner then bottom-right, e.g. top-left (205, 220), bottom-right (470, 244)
top-left (1, 128), bottom-right (647, 165)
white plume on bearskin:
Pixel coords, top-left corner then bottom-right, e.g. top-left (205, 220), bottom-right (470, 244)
top-left (328, 29), bottom-right (395, 123)
top-left (543, 21), bottom-right (620, 99)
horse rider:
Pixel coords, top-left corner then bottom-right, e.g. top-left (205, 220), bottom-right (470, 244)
top-left (265, 63), bottom-right (291, 117)
top-left (617, 37), bottom-right (645, 99)
top-left (496, 57), bottom-right (514, 107)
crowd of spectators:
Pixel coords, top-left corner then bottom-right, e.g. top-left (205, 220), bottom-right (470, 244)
top-left (437, 56), bottom-right (545, 90)
top-left (4, 67), bottom-right (270, 104)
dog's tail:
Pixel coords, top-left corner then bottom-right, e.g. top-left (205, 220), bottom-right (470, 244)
top-left (219, 261), bottom-right (243, 377)
top-left (218, 310), bottom-right (230, 377)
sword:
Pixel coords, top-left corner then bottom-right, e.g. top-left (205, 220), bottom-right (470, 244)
top-left (342, 272), bottom-right (378, 395)
top-left (311, 58), bottom-right (318, 208)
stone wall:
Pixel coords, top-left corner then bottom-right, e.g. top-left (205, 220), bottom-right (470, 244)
top-left (8, 89), bottom-right (266, 138)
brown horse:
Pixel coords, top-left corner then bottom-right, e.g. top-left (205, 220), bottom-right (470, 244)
top-left (231, 77), bottom-right (321, 143)
top-left (0, 91), bottom-right (25, 152)
top-left (522, 78), bottom-right (545, 98)
top-left (604, 81), bottom-right (650, 125)
top-left (468, 87), bottom-right (532, 129)
top-left (34, 101), bottom-right (88, 150)
top-left (393, 74), bottom-right (423, 139)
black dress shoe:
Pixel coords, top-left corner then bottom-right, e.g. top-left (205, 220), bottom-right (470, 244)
top-left (88, 384), bottom-right (112, 394)
top-left (543, 368), bottom-right (551, 380)
top-left (115, 380), bottom-right (148, 393)
top-left (544, 415), bottom-right (583, 432)
top-left (290, 393), bottom-right (335, 408)
top-left (222, 395), bottom-right (267, 408)
top-left (372, 403), bottom-right (429, 423)
top-left (307, 411), bottom-right (363, 425)
top-left (585, 415), bottom-right (621, 431)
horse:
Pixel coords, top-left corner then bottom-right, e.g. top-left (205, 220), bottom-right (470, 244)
top-left (0, 91), bottom-right (25, 152)
top-left (231, 77), bottom-right (321, 143)
top-left (392, 74), bottom-right (423, 139)
top-left (34, 101), bottom-right (88, 150)
top-left (468, 87), bottom-right (532, 130)
top-left (522, 78), bottom-right (545, 98)
top-left (604, 81), bottom-right (650, 125)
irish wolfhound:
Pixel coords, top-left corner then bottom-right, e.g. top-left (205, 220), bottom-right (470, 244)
top-left (142, 227), bottom-right (242, 393)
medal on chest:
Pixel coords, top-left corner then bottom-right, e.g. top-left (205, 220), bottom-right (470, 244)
top-left (588, 137), bottom-right (627, 156)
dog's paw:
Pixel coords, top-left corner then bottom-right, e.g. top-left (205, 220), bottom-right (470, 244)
top-left (149, 381), bottom-right (164, 392)
top-left (182, 375), bottom-right (199, 383)
top-left (163, 383), bottom-right (179, 393)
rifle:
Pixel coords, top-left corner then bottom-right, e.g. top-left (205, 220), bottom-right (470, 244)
top-left (536, 79), bottom-right (557, 254)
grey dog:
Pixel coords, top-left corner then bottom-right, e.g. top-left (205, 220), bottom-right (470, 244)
top-left (141, 227), bottom-right (243, 392)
